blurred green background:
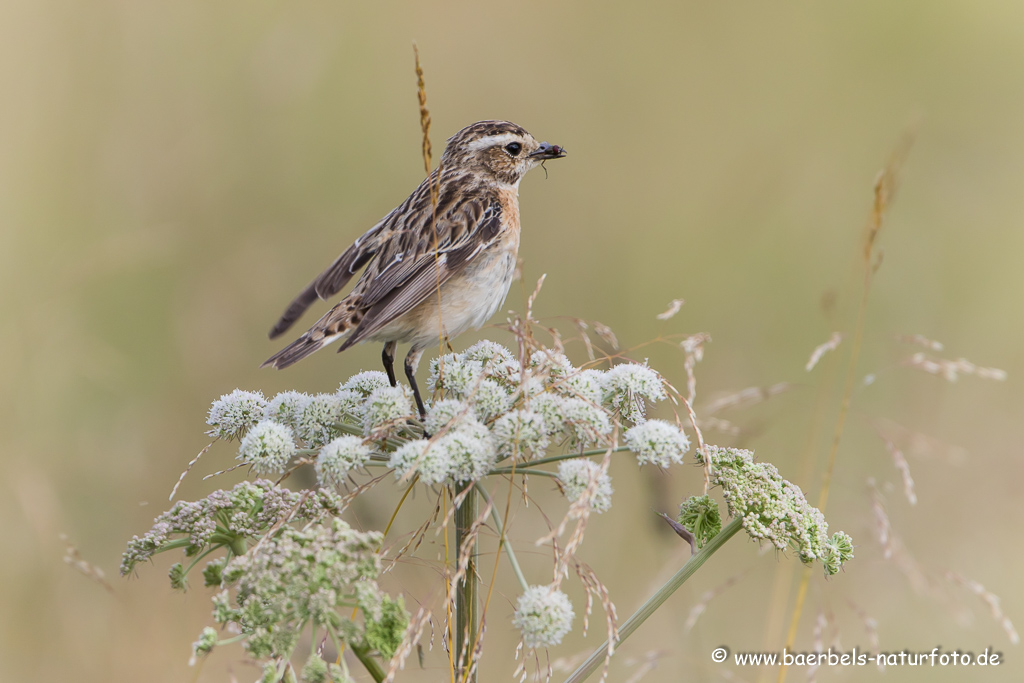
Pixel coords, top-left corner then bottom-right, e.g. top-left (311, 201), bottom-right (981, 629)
top-left (2, 1), bottom-right (1022, 681)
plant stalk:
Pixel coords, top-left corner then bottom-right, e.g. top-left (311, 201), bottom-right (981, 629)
top-left (563, 516), bottom-right (743, 683)
top-left (454, 481), bottom-right (478, 683)
top-left (475, 483), bottom-right (529, 591)
top-left (351, 643), bottom-right (385, 683)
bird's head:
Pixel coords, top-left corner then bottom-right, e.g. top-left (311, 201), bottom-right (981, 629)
top-left (442, 120), bottom-right (566, 186)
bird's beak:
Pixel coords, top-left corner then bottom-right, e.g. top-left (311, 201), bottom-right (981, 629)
top-left (528, 142), bottom-right (567, 160)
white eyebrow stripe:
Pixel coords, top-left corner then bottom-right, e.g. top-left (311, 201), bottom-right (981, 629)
top-left (465, 133), bottom-right (522, 151)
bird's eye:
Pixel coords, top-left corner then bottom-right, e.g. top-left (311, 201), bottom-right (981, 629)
top-left (504, 142), bottom-right (522, 156)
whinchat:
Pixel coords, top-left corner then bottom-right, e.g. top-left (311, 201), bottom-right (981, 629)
top-left (263, 120), bottom-right (566, 416)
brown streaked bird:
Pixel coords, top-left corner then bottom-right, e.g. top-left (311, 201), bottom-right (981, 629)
top-left (262, 120), bottom-right (566, 416)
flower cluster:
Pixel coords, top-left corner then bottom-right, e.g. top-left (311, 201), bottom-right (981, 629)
top-left (207, 342), bottom-right (678, 490)
top-left (212, 519), bottom-right (391, 655)
top-left (389, 418), bottom-right (496, 485)
top-left (239, 421), bottom-right (297, 474)
top-left (557, 459), bottom-right (614, 513)
top-left (126, 483), bottom-right (408, 682)
top-left (624, 419), bottom-right (691, 468)
top-left (604, 362), bottom-right (666, 423)
top-left (198, 518), bottom-right (408, 682)
top-left (697, 446), bottom-right (854, 575)
top-left (362, 385), bottom-right (414, 435)
top-left (205, 384), bottom-right (374, 481)
top-left (207, 389), bottom-right (268, 440)
top-left (677, 494), bottom-right (722, 549)
top-left (315, 435), bottom-right (372, 486)
top-left (513, 584), bottom-right (576, 648)
top-left (378, 341), bottom-right (673, 486)
top-left (130, 338), bottom-right (860, 681)
top-left (120, 480), bottom-right (344, 579)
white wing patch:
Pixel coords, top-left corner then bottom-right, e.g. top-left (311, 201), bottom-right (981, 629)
top-left (377, 252), bottom-right (404, 276)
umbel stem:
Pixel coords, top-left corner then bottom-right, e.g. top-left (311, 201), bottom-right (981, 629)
top-left (454, 482), bottom-right (479, 683)
top-left (563, 516), bottom-right (744, 683)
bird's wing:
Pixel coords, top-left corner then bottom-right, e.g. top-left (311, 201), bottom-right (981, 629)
top-left (267, 215), bottom-right (393, 339)
top-left (267, 168), bottom-right (458, 339)
top-left (338, 198), bottom-right (503, 350)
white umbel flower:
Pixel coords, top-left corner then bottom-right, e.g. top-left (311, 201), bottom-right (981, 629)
top-left (624, 419), bottom-right (690, 468)
top-left (362, 386), bottom-right (413, 435)
top-left (264, 391), bottom-right (310, 430)
top-left (529, 393), bottom-right (568, 436)
top-left (316, 435), bottom-right (372, 486)
top-left (424, 399), bottom-right (474, 436)
top-left (605, 362), bottom-right (667, 423)
top-left (490, 358), bottom-right (524, 389)
top-left (340, 371), bottom-right (392, 397)
top-left (469, 378), bottom-right (511, 422)
top-left (461, 340), bottom-right (515, 366)
top-left (558, 369), bottom-right (607, 404)
top-left (429, 354), bottom-right (484, 397)
top-left (389, 439), bottom-right (449, 485)
top-left (237, 420), bottom-right (296, 474)
top-left (561, 397), bottom-right (612, 444)
top-left (207, 390), bottom-right (267, 440)
top-left (557, 459), bottom-right (613, 513)
top-left (440, 421), bottom-right (497, 483)
top-left (513, 585), bottom-right (575, 649)
top-left (529, 350), bottom-right (575, 380)
top-left (491, 410), bottom-right (549, 457)
top-left (297, 394), bottom-right (347, 446)
top-left (334, 389), bottom-right (364, 419)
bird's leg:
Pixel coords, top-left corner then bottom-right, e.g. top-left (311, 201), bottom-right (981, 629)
top-left (404, 348), bottom-right (427, 419)
top-left (382, 341), bottom-right (398, 388)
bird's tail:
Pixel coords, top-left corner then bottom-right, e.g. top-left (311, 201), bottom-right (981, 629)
top-left (261, 302), bottom-right (360, 369)
top-left (261, 332), bottom-right (346, 369)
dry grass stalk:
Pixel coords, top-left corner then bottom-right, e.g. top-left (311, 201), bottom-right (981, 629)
top-left (870, 416), bottom-right (968, 465)
top-left (61, 534), bottom-right (113, 592)
top-left (384, 606), bottom-right (434, 683)
top-left (655, 299), bottom-right (685, 321)
top-left (592, 321), bottom-right (618, 349)
top-left (412, 43), bottom-right (448, 365)
top-left (895, 333), bottom-right (944, 351)
top-left (945, 572), bottom-right (1020, 644)
top-left (680, 332), bottom-right (710, 405)
top-left (880, 436), bottom-right (917, 505)
top-left (383, 491), bottom-right (441, 574)
top-left (622, 650), bottom-right (664, 683)
top-left (513, 643), bottom-right (555, 683)
top-left (780, 128), bottom-right (916, 683)
top-left (550, 652), bottom-right (590, 674)
top-left (864, 123), bottom-right (916, 259)
top-left (698, 415), bottom-right (741, 436)
top-left (868, 480), bottom-right (894, 560)
top-left (846, 600), bottom-right (879, 649)
top-left (702, 382), bottom-right (792, 416)
top-left (683, 571), bottom-right (747, 631)
top-left (412, 43), bottom-right (433, 179)
top-left (573, 561), bottom-right (619, 683)
top-left (903, 352), bottom-right (1007, 382)
top-left (536, 450), bottom-right (610, 579)
top-left (869, 480), bottom-right (933, 595)
top-left (168, 440), bottom-right (214, 501)
top-left (202, 460), bottom-right (249, 480)
top-left (806, 608), bottom-right (829, 683)
top-left (571, 318), bottom-right (596, 361)
top-left (805, 332), bottom-right (843, 372)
